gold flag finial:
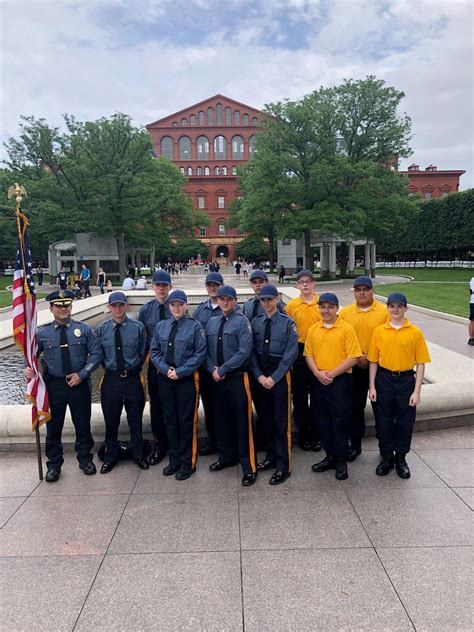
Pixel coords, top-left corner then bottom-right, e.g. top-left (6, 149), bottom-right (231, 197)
top-left (7, 183), bottom-right (27, 208)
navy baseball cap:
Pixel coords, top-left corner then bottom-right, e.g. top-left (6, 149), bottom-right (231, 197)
top-left (318, 292), bottom-right (339, 306)
top-left (217, 285), bottom-right (237, 299)
top-left (47, 289), bottom-right (75, 305)
top-left (353, 276), bottom-right (373, 289)
top-left (168, 289), bottom-right (187, 304)
top-left (296, 269), bottom-right (315, 281)
top-left (108, 291), bottom-right (128, 304)
top-left (205, 272), bottom-right (224, 285)
top-left (387, 292), bottom-right (408, 306)
top-left (250, 269), bottom-right (268, 281)
top-left (152, 270), bottom-right (172, 285)
top-left (259, 284), bottom-right (279, 299)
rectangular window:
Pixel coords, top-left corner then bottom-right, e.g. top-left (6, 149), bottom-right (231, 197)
top-left (219, 224), bottom-right (225, 236)
top-left (198, 196), bottom-right (205, 209)
top-left (199, 227), bottom-right (206, 237)
top-left (423, 192), bottom-right (432, 199)
top-left (217, 196), bottom-right (225, 208)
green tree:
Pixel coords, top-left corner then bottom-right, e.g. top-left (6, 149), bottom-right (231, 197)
top-left (173, 237), bottom-right (209, 262)
top-left (236, 234), bottom-right (269, 262)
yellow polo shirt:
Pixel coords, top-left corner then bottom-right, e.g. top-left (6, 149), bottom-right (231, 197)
top-left (338, 301), bottom-right (389, 354)
top-left (286, 294), bottom-right (321, 343)
top-left (368, 319), bottom-right (431, 371)
top-left (304, 316), bottom-right (362, 372)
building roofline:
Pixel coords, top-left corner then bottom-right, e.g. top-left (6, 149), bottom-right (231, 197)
top-left (400, 170), bottom-right (466, 175)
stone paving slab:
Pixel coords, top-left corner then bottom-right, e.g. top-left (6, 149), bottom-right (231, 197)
top-left (453, 487), bottom-right (474, 510)
top-left (0, 496), bottom-right (25, 528)
top-left (414, 448), bottom-right (474, 487)
top-left (75, 552), bottom-right (243, 631)
top-left (0, 456), bottom-right (41, 497)
top-left (410, 425), bottom-right (474, 449)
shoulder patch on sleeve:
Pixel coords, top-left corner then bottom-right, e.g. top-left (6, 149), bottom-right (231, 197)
top-left (291, 323), bottom-right (297, 335)
top-left (247, 321), bottom-right (252, 333)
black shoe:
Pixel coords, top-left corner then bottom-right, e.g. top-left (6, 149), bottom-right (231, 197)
top-left (175, 469), bottom-right (193, 481)
top-left (347, 449), bottom-right (358, 462)
top-left (100, 462), bottom-right (115, 474)
top-left (395, 454), bottom-right (411, 479)
top-left (135, 458), bottom-right (149, 470)
top-left (241, 473), bottom-right (257, 487)
top-left (149, 447), bottom-right (167, 466)
top-left (209, 460), bottom-right (237, 472)
top-left (257, 459), bottom-right (275, 472)
top-left (81, 462), bottom-right (97, 475)
top-left (163, 463), bottom-right (180, 476)
top-left (198, 443), bottom-right (217, 456)
top-left (299, 440), bottom-right (311, 451)
top-left (45, 468), bottom-right (61, 483)
top-left (311, 456), bottom-right (336, 473)
top-left (468, 338), bottom-right (474, 346)
top-left (335, 460), bottom-right (348, 480)
top-left (376, 453), bottom-right (395, 476)
top-left (311, 440), bottom-right (322, 452)
top-left (269, 471), bottom-right (290, 485)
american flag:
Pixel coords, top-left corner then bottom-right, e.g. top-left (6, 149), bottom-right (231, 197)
top-left (12, 210), bottom-right (50, 428)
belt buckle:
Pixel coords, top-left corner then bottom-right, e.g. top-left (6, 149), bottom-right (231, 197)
top-left (120, 369), bottom-right (128, 378)
top-left (393, 370), bottom-right (402, 376)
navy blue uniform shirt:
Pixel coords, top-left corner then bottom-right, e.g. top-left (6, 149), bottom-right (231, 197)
top-left (138, 299), bottom-right (171, 339)
top-left (96, 316), bottom-right (148, 371)
top-left (37, 319), bottom-right (102, 380)
top-left (243, 296), bottom-right (286, 320)
top-left (150, 316), bottom-right (206, 379)
top-left (193, 299), bottom-right (223, 328)
top-left (205, 310), bottom-right (253, 377)
top-left (250, 311), bottom-right (298, 383)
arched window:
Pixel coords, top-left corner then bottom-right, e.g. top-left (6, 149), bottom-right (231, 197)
top-left (222, 166), bottom-right (227, 175)
top-left (213, 135), bottom-right (226, 160)
top-left (199, 111), bottom-right (205, 125)
top-left (252, 116), bottom-right (258, 125)
top-left (207, 107), bottom-right (214, 125)
top-left (232, 135), bottom-right (244, 160)
top-left (172, 122), bottom-right (178, 127)
top-left (178, 136), bottom-right (191, 160)
top-left (216, 104), bottom-right (222, 125)
top-left (232, 166), bottom-right (237, 175)
top-left (190, 114), bottom-right (196, 125)
top-left (181, 118), bottom-right (187, 126)
top-left (234, 111), bottom-right (240, 125)
top-left (160, 137), bottom-right (173, 159)
top-left (197, 136), bottom-right (209, 160)
top-left (187, 167), bottom-right (193, 176)
top-left (215, 166), bottom-right (220, 175)
top-left (243, 114), bottom-right (249, 125)
top-left (249, 135), bottom-right (257, 157)
top-left (204, 166), bottom-right (210, 176)
top-left (225, 107), bottom-right (231, 125)
top-left (197, 166), bottom-right (202, 176)
top-left (218, 222), bottom-right (225, 236)
top-left (179, 167), bottom-right (185, 175)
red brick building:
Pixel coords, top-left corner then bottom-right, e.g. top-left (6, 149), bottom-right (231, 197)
top-left (146, 94), bottom-right (264, 261)
top-left (400, 163), bottom-right (465, 199)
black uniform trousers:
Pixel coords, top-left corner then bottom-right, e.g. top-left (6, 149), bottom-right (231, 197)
top-left (158, 373), bottom-right (199, 472)
top-left (350, 366), bottom-right (372, 444)
top-left (257, 371), bottom-right (292, 473)
top-left (101, 373), bottom-right (145, 463)
top-left (212, 372), bottom-right (257, 475)
top-left (292, 346), bottom-right (320, 443)
top-left (45, 376), bottom-right (93, 469)
top-left (249, 374), bottom-right (266, 451)
top-left (198, 367), bottom-right (217, 447)
top-left (147, 363), bottom-right (168, 451)
top-left (373, 369), bottom-right (416, 455)
top-left (309, 373), bottom-right (352, 460)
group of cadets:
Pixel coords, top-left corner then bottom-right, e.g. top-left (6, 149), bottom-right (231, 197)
top-left (27, 269), bottom-right (430, 487)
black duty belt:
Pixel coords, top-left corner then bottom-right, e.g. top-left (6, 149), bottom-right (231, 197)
top-left (379, 366), bottom-right (415, 377)
top-left (105, 367), bottom-right (141, 378)
top-left (297, 342), bottom-right (305, 355)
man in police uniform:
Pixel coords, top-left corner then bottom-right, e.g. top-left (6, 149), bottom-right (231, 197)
top-left (25, 290), bottom-right (102, 482)
top-left (95, 292), bottom-right (149, 473)
top-left (150, 290), bottom-right (207, 480)
top-left (251, 284), bottom-right (298, 485)
top-left (138, 269), bottom-right (172, 465)
top-left (339, 276), bottom-right (389, 460)
top-left (193, 271), bottom-right (224, 456)
top-left (205, 285), bottom-right (257, 487)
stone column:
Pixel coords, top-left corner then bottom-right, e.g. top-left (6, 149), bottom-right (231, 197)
top-left (348, 242), bottom-right (355, 274)
top-left (329, 242), bottom-right (337, 280)
top-left (320, 244), bottom-right (329, 278)
top-left (370, 242), bottom-right (376, 278)
top-left (364, 242), bottom-right (371, 277)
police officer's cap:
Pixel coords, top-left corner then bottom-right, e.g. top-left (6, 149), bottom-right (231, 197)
top-left (250, 269), bottom-right (268, 281)
top-left (353, 275), bottom-right (373, 289)
top-left (168, 289), bottom-right (187, 304)
top-left (46, 289), bottom-right (75, 305)
top-left (217, 285), bottom-right (237, 299)
top-left (108, 291), bottom-right (128, 304)
top-left (296, 269), bottom-right (315, 281)
top-left (205, 272), bottom-right (224, 285)
top-left (259, 284), bottom-right (279, 299)
top-left (387, 292), bottom-right (407, 306)
top-left (152, 270), bottom-right (172, 285)
top-left (318, 292), bottom-right (339, 306)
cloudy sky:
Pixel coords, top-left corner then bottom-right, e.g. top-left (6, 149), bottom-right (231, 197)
top-left (1, 0), bottom-right (472, 187)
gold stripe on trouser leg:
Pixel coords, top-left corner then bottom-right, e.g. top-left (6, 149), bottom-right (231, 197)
top-left (286, 371), bottom-right (292, 472)
top-left (191, 371), bottom-right (200, 469)
top-left (243, 372), bottom-right (256, 473)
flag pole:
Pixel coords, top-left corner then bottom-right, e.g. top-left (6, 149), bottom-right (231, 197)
top-left (35, 426), bottom-right (44, 480)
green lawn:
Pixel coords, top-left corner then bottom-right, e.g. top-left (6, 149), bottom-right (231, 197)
top-left (375, 282), bottom-right (468, 318)
top-left (0, 290), bottom-right (47, 308)
top-left (370, 267), bottom-right (472, 282)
